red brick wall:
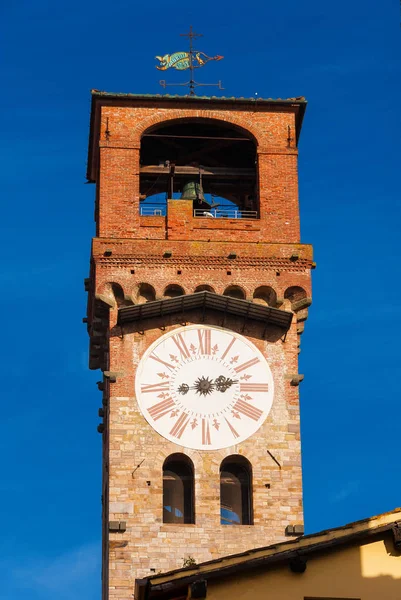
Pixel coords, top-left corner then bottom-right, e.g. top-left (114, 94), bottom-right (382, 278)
top-left (96, 104), bottom-right (300, 242)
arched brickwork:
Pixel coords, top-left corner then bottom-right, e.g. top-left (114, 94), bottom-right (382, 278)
top-left (163, 452), bottom-right (195, 471)
top-left (284, 286), bottom-right (308, 311)
top-left (220, 454), bottom-right (253, 470)
top-left (96, 281), bottom-right (127, 308)
top-left (137, 113), bottom-right (261, 146)
top-left (150, 449), bottom-right (200, 480)
top-left (219, 448), bottom-right (259, 472)
top-left (284, 286), bottom-right (307, 303)
top-left (164, 283), bottom-right (185, 298)
top-left (223, 285), bottom-right (246, 300)
top-left (134, 282), bottom-right (156, 304)
top-left (253, 285), bottom-right (277, 307)
top-left (194, 284), bottom-right (216, 293)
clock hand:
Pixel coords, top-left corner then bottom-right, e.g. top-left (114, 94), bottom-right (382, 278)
top-left (214, 375), bottom-right (239, 392)
top-left (177, 376), bottom-right (215, 396)
top-left (177, 375), bottom-right (239, 396)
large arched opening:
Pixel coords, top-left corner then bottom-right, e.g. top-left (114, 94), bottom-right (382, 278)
top-left (139, 118), bottom-right (258, 219)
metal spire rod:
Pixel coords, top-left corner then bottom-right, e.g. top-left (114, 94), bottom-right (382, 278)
top-left (180, 25), bottom-right (202, 96)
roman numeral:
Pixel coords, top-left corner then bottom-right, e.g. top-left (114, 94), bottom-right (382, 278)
top-left (198, 329), bottom-right (211, 355)
top-left (148, 397), bottom-right (175, 420)
top-left (149, 351), bottom-right (175, 372)
top-left (234, 357), bottom-right (260, 373)
top-left (202, 419), bottom-right (211, 445)
top-left (171, 333), bottom-right (191, 359)
top-left (239, 383), bottom-right (269, 392)
top-left (233, 399), bottom-right (263, 421)
top-left (170, 412), bottom-right (190, 439)
top-left (225, 418), bottom-right (240, 439)
top-left (141, 381), bottom-right (170, 394)
top-left (221, 336), bottom-right (236, 360)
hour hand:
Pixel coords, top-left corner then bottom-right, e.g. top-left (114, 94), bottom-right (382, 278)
top-left (177, 376), bottom-right (215, 397)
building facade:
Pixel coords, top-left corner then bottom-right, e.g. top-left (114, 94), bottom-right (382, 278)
top-left (85, 91), bottom-right (313, 599)
top-left (136, 509), bottom-right (401, 600)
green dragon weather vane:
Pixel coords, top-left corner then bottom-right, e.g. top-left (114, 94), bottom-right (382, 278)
top-left (156, 26), bottom-right (224, 96)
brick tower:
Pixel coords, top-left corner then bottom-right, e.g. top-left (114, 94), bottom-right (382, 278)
top-left (85, 91), bottom-right (313, 600)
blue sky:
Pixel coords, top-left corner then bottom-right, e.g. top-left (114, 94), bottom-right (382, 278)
top-left (1, 1), bottom-right (400, 598)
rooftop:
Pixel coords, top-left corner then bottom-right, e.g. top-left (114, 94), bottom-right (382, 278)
top-left (135, 507), bottom-right (401, 600)
top-left (118, 291), bottom-right (293, 335)
top-left (90, 89), bottom-right (307, 105)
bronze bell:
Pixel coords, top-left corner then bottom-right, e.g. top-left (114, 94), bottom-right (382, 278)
top-left (180, 181), bottom-right (204, 201)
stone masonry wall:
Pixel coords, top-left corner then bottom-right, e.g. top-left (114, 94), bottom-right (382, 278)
top-left (105, 310), bottom-right (303, 599)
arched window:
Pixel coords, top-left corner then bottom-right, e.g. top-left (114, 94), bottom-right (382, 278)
top-left (220, 456), bottom-right (252, 525)
top-left (163, 454), bottom-right (195, 524)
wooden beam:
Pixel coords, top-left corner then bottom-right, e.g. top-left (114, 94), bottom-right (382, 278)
top-left (140, 166), bottom-right (255, 178)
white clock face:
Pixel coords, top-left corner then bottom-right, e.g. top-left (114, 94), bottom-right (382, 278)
top-left (135, 325), bottom-right (274, 450)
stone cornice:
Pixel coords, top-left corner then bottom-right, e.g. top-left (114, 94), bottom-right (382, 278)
top-left (95, 255), bottom-right (313, 271)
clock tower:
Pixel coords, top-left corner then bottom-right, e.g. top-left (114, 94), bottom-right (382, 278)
top-left (85, 90), bottom-right (313, 599)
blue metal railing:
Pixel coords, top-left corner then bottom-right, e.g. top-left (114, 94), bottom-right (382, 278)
top-left (139, 206), bottom-right (258, 219)
top-left (193, 208), bottom-right (258, 219)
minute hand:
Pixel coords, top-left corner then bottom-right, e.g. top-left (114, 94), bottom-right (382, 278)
top-left (214, 375), bottom-right (238, 392)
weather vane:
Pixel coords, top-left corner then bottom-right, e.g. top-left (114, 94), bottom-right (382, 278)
top-left (155, 26), bottom-right (224, 96)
